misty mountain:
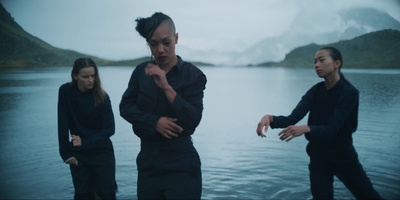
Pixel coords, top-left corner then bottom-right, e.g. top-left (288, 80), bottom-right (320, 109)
top-left (0, 4), bottom-right (212, 68)
top-left (239, 7), bottom-right (400, 65)
top-left (259, 29), bottom-right (400, 68)
top-left (0, 3), bottom-right (116, 67)
top-left (0, 3), bottom-right (162, 67)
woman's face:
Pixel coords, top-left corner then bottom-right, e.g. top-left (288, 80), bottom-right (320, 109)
top-left (148, 21), bottom-right (178, 68)
top-left (314, 49), bottom-right (340, 78)
top-left (73, 66), bottom-right (95, 92)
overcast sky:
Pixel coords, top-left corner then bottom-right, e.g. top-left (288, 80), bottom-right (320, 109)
top-left (2, 0), bottom-right (400, 64)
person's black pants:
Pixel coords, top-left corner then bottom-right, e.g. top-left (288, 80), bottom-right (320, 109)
top-left (137, 169), bottom-right (202, 200)
top-left (70, 151), bottom-right (116, 200)
top-left (309, 159), bottom-right (382, 200)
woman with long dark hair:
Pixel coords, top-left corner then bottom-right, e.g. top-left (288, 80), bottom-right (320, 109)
top-left (256, 47), bottom-right (382, 199)
top-left (58, 58), bottom-right (116, 199)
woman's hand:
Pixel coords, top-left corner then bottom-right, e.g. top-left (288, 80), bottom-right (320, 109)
top-left (65, 157), bottom-right (78, 166)
top-left (71, 135), bottom-right (81, 147)
top-left (256, 115), bottom-right (273, 138)
top-left (145, 63), bottom-right (177, 103)
top-left (145, 63), bottom-right (169, 89)
top-left (156, 117), bottom-right (183, 139)
top-left (278, 125), bottom-right (310, 142)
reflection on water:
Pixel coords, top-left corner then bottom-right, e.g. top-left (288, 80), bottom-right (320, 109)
top-left (0, 66), bottom-right (399, 199)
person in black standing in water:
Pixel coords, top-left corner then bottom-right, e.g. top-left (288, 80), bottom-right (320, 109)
top-left (256, 47), bottom-right (382, 199)
top-left (119, 12), bottom-right (206, 199)
top-left (58, 58), bottom-right (117, 200)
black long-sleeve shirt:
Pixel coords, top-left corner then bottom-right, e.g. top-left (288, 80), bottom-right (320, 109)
top-left (271, 79), bottom-right (359, 161)
top-left (119, 56), bottom-right (206, 172)
top-left (58, 83), bottom-right (115, 161)
top-left (120, 56), bottom-right (207, 141)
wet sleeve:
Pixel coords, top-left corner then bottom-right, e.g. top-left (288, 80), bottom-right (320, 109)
top-left (80, 95), bottom-right (115, 150)
top-left (119, 67), bottom-right (159, 136)
top-left (171, 72), bottom-right (207, 132)
top-left (57, 85), bottom-right (73, 162)
top-left (270, 86), bottom-right (315, 129)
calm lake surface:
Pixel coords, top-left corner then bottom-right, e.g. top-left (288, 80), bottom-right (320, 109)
top-left (0, 66), bottom-right (399, 199)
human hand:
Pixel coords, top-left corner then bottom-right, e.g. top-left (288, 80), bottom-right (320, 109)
top-left (278, 125), bottom-right (310, 142)
top-left (156, 117), bottom-right (183, 139)
top-left (71, 135), bottom-right (81, 147)
top-left (145, 63), bottom-right (169, 90)
top-left (65, 157), bottom-right (78, 166)
top-left (256, 115), bottom-right (273, 138)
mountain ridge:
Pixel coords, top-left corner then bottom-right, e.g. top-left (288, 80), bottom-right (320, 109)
top-left (258, 29), bottom-right (400, 68)
top-left (0, 3), bottom-right (212, 67)
top-left (239, 7), bottom-right (400, 66)
top-left (1, 3), bottom-right (399, 68)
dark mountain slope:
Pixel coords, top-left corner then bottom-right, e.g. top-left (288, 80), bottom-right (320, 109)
top-left (259, 29), bottom-right (400, 68)
top-left (0, 3), bottom-right (117, 67)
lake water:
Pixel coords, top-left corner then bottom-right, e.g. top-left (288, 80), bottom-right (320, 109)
top-left (0, 66), bottom-right (399, 199)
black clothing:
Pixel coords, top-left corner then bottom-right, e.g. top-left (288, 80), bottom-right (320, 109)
top-left (137, 169), bottom-right (202, 199)
top-left (58, 83), bottom-right (116, 200)
top-left (120, 56), bottom-right (206, 199)
top-left (271, 79), bottom-right (381, 199)
top-left (58, 83), bottom-right (115, 161)
top-left (309, 159), bottom-right (381, 199)
top-left (70, 151), bottom-right (116, 199)
top-left (120, 56), bottom-right (206, 141)
top-left (271, 79), bottom-right (359, 161)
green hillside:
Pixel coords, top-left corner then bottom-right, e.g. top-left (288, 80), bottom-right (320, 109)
top-left (0, 4), bottom-right (212, 67)
top-left (0, 3), bottom-right (114, 67)
top-left (259, 29), bottom-right (400, 68)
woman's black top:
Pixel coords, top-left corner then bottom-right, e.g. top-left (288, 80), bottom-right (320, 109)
top-left (119, 56), bottom-right (206, 173)
top-left (58, 83), bottom-right (115, 162)
top-left (271, 79), bottom-right (359, 162)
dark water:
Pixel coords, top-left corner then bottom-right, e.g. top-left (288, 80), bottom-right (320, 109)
top-left (0, 66), bottom-right (399, 199)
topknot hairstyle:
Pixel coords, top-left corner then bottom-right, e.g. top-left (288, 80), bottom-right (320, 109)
top-left (135, 12), bottom-right (174, 42)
